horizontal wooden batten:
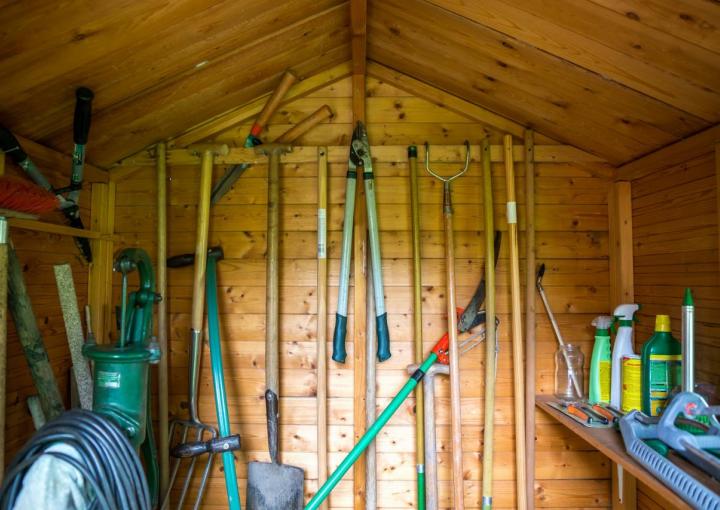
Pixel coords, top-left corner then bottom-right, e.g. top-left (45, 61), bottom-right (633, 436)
top-left (116, 143), bottom-right (604, 168)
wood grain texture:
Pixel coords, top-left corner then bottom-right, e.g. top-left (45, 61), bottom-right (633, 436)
top-left (109, 77), bottom-right (613, 508)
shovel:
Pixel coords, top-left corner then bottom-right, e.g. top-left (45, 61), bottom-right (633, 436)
top-left (247, 144), bottom-right (304, 509)
top-left (247, 390), bottom-right (304, 508)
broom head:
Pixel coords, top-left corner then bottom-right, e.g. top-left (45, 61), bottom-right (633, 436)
top-left (0, 176), bottom-right (59, 214)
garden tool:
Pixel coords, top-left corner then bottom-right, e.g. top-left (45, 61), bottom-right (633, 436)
top-left (247, 143), bottom-right (304, 509)
top-left (481, 137), bottom-right (497, 510)
top-left (165, 144), bottom-right (228, 510)
top-left (406, 362), bottom-right (449, 510)
top-left (408, 145), bottom-right (425, 509)
top-left (503, 134), bottom-right (527, 510)
top-left (165, 247), bottom-right (242, 510)
top-left (333, 121), bottom-right (390, 363)
top-left (0, 217), bottom-right (6, 477)
top-left (0, 87), bottom-right (94, 261)
top-left (210, 70), bottom-right (297, 204)
top-left (305, 326), bottom-right (486, 510)
top-left (316, 147), bottom-right (329, 509)
top-left (621, 392), bottom-right (720, 508)
top-left (536, 263), bottom-right (583, 399)
top-left (424, 140), bottom-right (470, 510)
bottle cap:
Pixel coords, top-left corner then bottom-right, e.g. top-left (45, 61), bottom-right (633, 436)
top-left (655, 315), bottom-right (671, 332)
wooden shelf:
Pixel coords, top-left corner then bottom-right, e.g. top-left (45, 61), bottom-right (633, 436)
top-left (536, 395), bottom-right (693, 509)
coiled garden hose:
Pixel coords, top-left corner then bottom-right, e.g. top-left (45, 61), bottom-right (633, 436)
top-left (0, 409), bottom-right (150, 510)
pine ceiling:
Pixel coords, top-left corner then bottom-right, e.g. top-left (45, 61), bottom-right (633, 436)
top-left (1, 0), bottom-right (718, 167)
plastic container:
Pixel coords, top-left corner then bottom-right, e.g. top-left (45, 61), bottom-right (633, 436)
top-left (554, 344), bottom-right (584, 402)
top-left (610, 304), bottom-right (640, 408)
top-left (621, 354), bottom-right (642, 413)
top-left (589, 316), bottom-right (613, 404)
top-left (641, 315), bottom-right (682, 416)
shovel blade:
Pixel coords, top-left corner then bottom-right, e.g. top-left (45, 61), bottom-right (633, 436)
top-left (246, 460), bottom-right (304, 509)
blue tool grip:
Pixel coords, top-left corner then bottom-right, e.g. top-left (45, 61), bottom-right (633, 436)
top-left (376, 313), bottom-right (391, 362)
top-left (332, 313), bottom-right (348, 363)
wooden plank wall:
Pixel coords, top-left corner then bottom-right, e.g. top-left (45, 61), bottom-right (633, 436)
top-left (2, 156), bottom-right (95, 462)
top-left (628, 139), bottom-right (720, 510)
top-left (115, 76), bottom-right (614, 508)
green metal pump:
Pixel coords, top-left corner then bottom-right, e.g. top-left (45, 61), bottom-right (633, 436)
top-left (83, 248), bottom-right (161, 504)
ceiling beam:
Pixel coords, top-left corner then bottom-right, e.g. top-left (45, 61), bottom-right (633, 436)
top-left (616, 123), bottom-right (720, 181)
top-left (351, 0), bottom-right (367, 123)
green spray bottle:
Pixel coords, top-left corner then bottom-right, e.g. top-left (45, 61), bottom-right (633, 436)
top-left (589, 316), bottom-right (613, 404)
top-left (641, 315), bottom-right (682, 416)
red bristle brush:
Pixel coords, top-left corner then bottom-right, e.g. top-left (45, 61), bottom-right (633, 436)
top-left (0, 176), bottom-right (59, 214)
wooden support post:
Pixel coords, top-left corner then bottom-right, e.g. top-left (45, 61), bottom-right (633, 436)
top-left (608, 181), bottom-right (637, 510)
top-left (87, 182), bottom-right (116, 343)
top-left (524, 130), bottom-right (536, 510)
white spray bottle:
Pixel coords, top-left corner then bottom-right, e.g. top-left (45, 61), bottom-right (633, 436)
top-left (610, 304), bottom-right (640, 408)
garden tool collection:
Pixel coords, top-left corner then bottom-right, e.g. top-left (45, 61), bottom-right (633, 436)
top-left (210, 70), bottom-right (297, 204)
top-left (424, 139), bottom-right (470, 510)
top-left (247, 138), bottom-right (304, 509)
top-left (0, 87), bottom-right (94, 261)
top-left (333, 121), bottom-right (390, 363)
top-left (165, 144), bottom-right (227, 510)
top-left (306, 325), bottom-right (487, 510)
top-left (166, 247), bottom-right (242, 510)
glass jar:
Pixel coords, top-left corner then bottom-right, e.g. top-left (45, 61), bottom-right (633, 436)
top-left (554, 344), bottom-right (585, 402)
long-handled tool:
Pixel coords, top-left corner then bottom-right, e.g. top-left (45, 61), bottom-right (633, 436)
top-left (210, 70), bottom-right (297, 204)
top-left (306, 326), bottom-right (486, 510)
top-left (504, 134), bottom-right (527, 510)
top-left (411, 362), bottom-right (449, 510)
top-left (316, 147), bottom-right (329, 509)
top-left (424, 140), bottom-right (471, 510)
top-left (408, 145), bottom-right (425, 509)
top-left (523, 130), bottom-right (536, 510)
top-left (165, 144), bottom-right (228, 510)
top-left (536, 263), bottom-right (583, 399)
top-left (0, 87), bottom-right (94, 261)
top-left (0, 217), bottom-right (6, 478)
top-left (247, 142), bottom-right (304, 509)
top-left (481, 137), bottom-right (497, 510)
top-left (333, 122), bottom-right (390, 363)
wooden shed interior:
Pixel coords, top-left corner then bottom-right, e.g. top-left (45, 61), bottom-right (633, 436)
top-left (0, 1), bottom-right (718, 509)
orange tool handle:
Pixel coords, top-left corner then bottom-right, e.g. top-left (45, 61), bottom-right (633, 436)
top-left (566, 404), bottom-right (590, 423)
top-left (251, 70), bottom-right (298, 137)
top-left (592, 404), bottom-right (617, 423)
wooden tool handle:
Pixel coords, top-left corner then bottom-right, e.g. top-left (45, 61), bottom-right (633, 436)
top-left (274, 105), bottom-right (333, 144)
top-left (252, 70), bottom-right (298, 136)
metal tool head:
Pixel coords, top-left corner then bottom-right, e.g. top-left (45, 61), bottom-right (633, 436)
top-left (246, 461), bottom-right (305, 510)
top-left (536, 263), bottom-right (546, 289)
top-left (424, 141), bottom-right (471, 184)
top-left (350, 121), bottom-right (371, 168)
top-left (458, 231), bottom-right (502, 332)
top-left (164, 418), bottom-right (217, 510)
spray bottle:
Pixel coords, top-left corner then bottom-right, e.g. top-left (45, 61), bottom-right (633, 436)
top-left (589, 316), bottom-right (613, 404)
top-left (610, 304), bottom-right (640, 409)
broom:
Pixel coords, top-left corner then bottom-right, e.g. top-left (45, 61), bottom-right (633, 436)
top-left (0, 175), bottom-right (59, 216)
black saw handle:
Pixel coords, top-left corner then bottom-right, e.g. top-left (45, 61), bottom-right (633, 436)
top-left (0, 126), bottom-right (28, 165)
top-left (73, 87), bottom-right (94, 145)
top-left (171, 434), bottom-right (241, 458)
top-left (167, 246), bottom-right (224, 268)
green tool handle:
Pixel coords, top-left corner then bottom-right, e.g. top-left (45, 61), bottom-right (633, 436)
top-left (332, 313), bottom-right (347, 363)
top-left (376, 313), bottom-right (390, 362)
top-left (305, 353), bottom-right (438, 510)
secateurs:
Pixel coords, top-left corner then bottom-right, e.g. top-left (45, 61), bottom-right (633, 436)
top-left (333, 121), bottom-right (390, 363)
